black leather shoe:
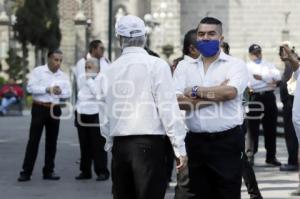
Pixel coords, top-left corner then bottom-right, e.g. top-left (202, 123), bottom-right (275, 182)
top-left (280, 164), bottom-right (298, 171)
top-left (96, 173), bottom-right (109, 181)
top-left (43, 173), bottom-right (60, 180)
top-left (18, 174), bottom-right (31, 182)
top-left (266, 158), bottom-right (281, 166)
top-left (291, 187), bottom-right (300, 196)
top-left (75, 173), bottom-right (92, 180)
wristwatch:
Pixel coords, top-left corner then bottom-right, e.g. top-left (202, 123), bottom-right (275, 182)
top-left (191, 86), bottom-right (199, 97)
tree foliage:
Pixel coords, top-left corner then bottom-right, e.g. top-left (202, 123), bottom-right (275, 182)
top-left (5, 48), bottom-right (25, 80)
top-left (13, 0), bottom-right (61, 51)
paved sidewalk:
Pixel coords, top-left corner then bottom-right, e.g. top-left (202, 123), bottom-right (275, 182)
top-left (0, 113), bottom-right (300, 199)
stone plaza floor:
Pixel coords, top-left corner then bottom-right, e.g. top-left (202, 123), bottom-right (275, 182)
top-left (0, 112), bottom-right (300, 199)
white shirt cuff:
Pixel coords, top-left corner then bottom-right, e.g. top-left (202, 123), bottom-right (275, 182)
top-left (173, 144), bottom-right (186, 158)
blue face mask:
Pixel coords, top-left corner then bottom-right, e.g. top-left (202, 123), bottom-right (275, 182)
top-left (254, 59), bottom-right (262, 64)
top-left (196, 40), bottom-right (220, 57)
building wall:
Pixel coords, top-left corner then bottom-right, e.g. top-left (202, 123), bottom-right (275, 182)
top-left (59, 0), bottom-right (93, 72)
top-left (180, 0), bottom-right (229, 40)
top-left (228, 0), bottom-right (300, 66)
top-left (180, 0), bottom-right (300, 67)
top-left (150, 0), bottom-right (181, 61)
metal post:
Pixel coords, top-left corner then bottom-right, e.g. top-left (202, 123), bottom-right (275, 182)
top-left (108, 0), bottom-right (113, 61)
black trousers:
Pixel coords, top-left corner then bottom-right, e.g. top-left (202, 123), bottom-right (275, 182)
top-left (282, 95), bottom-right (299, 165)
top-left (247, 91), bottom-right (278, 160)
top-left (165, 137), bottom-right (175, 182)
top-left (186, 126), bottom-right (244, 199)
top-left (112, 135), bottom-right (167, 199)
top-left (241, 121), bottom-right (262, 199)
top-left (21, 103), bottom-right (61, 175)
top-left (174, 165), bottom-right (191, 199)
top-left (75, 112), bottom-right (108, 176)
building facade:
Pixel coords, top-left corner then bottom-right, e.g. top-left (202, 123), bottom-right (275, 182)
top-left (1, 0), bottom-right (300, 78)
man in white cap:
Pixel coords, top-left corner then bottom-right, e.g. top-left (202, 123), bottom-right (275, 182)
top-left (98, 15), bottom-right (187, 199)
top-left (247, 44), bottom-right (281, 166)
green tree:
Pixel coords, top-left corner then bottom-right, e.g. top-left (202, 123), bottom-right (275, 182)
top-left (14, 0), bottom-right (61, 65)
top-left (5, 48), bottom-right (24, 80)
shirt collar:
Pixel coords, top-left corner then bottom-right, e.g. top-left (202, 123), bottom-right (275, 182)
top-left (184, 55), bottom-right (199, 64)
top-left (121, 47), bottom-right (148, 55)
top-left (43, 64), bottom-right (62, 75)
top-left (198, 51), bottom-right (231, 64)
top-left (217, 51), bottom-right (231, 62)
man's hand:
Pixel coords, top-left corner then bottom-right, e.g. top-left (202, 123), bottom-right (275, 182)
top-left (46, 86), bottom-right (62, 95)
top-left (253, 74), bottom-right (263, 80)
top-left (53, 86), bottom-right (62, 95)
top-left (281, 45), bottom-right (300, 72)
top-left (281, 45), bottom-right (298, 62)
top-left (184, 79), bottom-right (229, 99)
top-left (267, 79), bottom-right (278, 89)
top-left (176, 155), bottom-right (188, 172)
top-left (184, 87), bottom-right (197, 99)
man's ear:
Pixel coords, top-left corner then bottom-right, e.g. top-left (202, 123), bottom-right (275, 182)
top-left (220, 36), bottom-right (224, 43)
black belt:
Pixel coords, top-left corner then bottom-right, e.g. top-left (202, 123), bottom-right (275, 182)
top-left (33, 100), bottom-right (53, 108)
top-left (114, 134), bottom-right (166, 142)
top-left (251, 90), bottom-right (274, 95)
top-left (188, 126), bottom-right (241, 140)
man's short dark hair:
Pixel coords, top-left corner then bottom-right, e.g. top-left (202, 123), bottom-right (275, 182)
top-left (183, 29), bottom-right (197, 55)
top-left (197, 17), bottom-right (223, 34)
top-left (89, 40), bottom-right (103, 53)
top-left (47, 49), bottom-right (63, 58)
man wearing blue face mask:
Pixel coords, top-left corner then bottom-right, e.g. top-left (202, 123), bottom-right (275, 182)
top-left (175, 17), bottom-right (248, 199)
top-left (246, 44), bottom-right (281, 168)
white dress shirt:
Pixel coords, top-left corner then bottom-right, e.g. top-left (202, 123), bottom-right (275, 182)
top-left (292, 68), bottom-right (300, 143)
top-left (75, 55), bottom-right (110, 90)
top-left (247, 60), bottom-right (281, 92)
top-left (76, 77), bottom-right (100, 115)
top-left (98, 47), bottom-right (186, 157)
top-left (173, 52), bottom-right (248, 133)
top-left (27, 65), bottom-right (71, 104)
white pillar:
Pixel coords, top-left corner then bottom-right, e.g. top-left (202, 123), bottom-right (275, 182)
top-left (0, 6), bottom-right (9, 75)
top-left (74, 10), bottom-right (87, 62)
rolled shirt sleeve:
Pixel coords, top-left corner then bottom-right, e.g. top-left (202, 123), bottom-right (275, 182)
top-left (261, 64), bottom-right (281, 83)
top-left (227, 60), bottom-right (249, 95)
top-left (173, 62), bottom-right (187, 96)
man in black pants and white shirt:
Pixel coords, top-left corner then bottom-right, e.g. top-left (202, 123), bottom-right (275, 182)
top-left (18, 50), bottom-right (71, 181)
top-left (75, 58), bottom-right (109, 181)
top-left (98, 15), bottom-right (187, 199)
top-left (174, 17), bottom-right (248, 199)
top-left (246, 44), bottom-right (281, 166)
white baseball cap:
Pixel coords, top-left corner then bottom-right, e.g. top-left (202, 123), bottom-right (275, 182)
top-left (115, 15), bottom-right (146, 38)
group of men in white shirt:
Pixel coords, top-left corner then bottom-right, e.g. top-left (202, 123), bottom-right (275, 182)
top-left (16, 12), bottom-right (300, 199)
